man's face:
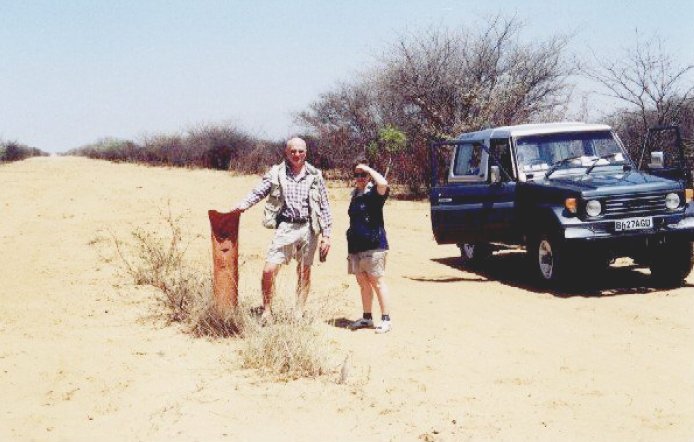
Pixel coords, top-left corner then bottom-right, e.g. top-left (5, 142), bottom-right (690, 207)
top-left (285, 142), bottom-right (307, 169)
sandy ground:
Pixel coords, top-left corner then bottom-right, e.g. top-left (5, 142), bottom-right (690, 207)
top-left (1, 156), bottom-right (693, 442)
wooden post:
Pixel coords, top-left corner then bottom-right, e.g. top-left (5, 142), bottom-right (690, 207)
top-left (208, 210), bottom-right (240, 313)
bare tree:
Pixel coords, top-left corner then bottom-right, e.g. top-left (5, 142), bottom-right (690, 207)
top-left (297, 79), bottom-right (383, 169)
top-left (378, 16), bottom-right (572, 138)
top-left (585, 32), bottom-right (694, 132)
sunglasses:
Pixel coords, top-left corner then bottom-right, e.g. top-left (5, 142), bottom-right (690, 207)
top-left (353, 172), bottom-right (368, 178)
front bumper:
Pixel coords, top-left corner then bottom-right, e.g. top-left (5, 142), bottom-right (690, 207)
top-left (563, 213), bottom-right (694, 241)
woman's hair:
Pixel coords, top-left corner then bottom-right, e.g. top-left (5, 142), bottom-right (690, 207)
top-left (352, 157), bottom-right (369, 170)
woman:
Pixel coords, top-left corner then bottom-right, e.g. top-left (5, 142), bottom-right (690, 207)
top-left (347, 159), bottom-right (392, 334)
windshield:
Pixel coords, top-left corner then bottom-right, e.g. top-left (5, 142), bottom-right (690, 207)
top-left (515, 130), bottom-right (627, 179)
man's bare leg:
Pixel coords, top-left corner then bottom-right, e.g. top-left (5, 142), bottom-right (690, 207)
top-left (262, 262), bottom-right (280, 319)
top-left (296, 263), bottom-right (311, 311)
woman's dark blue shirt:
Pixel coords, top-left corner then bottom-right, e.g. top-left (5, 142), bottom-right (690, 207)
top-left (347, 184), bottom-right (389, 254)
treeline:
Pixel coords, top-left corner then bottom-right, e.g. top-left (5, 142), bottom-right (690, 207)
top-left (67, 16), bottom-right (693, 194)
top-left (300, 17), bottom-right (693, 192)
top-left (0, 140), bottom-right (48, 163)
top-left (66, 124), bottom-right (284, 174)
top-left (66, 125), bottom-right (350, 178)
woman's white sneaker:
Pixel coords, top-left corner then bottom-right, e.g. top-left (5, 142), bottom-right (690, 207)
top-left (375, 320), bottom-right (391, 334)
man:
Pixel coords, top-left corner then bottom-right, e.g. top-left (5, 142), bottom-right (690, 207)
top-left (231, 137), bottom-right (332, 319)
top-left (466, 143), bottom-right (482, 175)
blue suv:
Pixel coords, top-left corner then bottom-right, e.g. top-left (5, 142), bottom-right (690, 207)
top-left (430, 123), bottom-right (694, 287)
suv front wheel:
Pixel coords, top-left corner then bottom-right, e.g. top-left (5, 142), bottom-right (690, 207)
top-left (649, 240), bottom-right (694, 287)
top-left (529, 234), bottom-right (572, 285)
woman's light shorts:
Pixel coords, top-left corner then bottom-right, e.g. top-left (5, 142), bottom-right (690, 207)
top-left (266, 221), bottom-right (319, 266)
top-left (347, 249), bottom-right (387, 277)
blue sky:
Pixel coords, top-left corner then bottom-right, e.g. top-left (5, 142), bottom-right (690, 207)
top-left (1, 0), bottom-right (692, 152)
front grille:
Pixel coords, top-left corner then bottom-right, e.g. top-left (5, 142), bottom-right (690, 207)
top-left (602, 192), bottom-right (669, 218)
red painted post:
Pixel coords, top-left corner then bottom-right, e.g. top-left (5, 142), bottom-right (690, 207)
top-left (208, 210), bottom-right (240, 313)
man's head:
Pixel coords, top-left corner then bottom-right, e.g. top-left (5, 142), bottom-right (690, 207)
top-left (285, 137), bottom-right (307, 171)
top-left (470, 143), bottom-right (482, 165)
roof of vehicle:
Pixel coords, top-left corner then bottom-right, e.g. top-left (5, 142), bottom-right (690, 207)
top-left (457, 122), bottom-right (613, 141)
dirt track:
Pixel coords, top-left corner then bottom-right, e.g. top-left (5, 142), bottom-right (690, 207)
top-left (1, 156), bottom-right (693, 441)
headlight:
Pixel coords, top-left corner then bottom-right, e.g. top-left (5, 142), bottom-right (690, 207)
top-left (665, 193), bottom-right (680, 210)
top-left (586, 200), bottom-right (602, 217)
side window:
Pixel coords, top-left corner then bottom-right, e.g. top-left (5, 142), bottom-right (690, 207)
top-left (490, 138), bottom-right (513, 181)
top-left (450, 142), bottom-right (488, 182)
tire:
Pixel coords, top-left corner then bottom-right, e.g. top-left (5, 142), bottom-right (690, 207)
top-left (528, 234), bottom-right (572, 286)
top-left (458, 242), bottom-right (492, 266)
top-left (649, 241), bottom-right (694, 287)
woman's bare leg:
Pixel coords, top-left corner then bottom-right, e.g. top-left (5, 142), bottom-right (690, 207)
top-left (355, 272), bottom-right (374, 314)
top-left (367, 274), bottom-right (390, 316)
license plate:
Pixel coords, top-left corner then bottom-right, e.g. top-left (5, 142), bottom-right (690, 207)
top-left (614, 217), bottom-right (653, 231)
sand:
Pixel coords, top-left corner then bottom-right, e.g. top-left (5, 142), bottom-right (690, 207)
top-left (1, 156), bottom-right (693, 441)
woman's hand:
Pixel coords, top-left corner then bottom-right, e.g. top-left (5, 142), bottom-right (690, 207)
top-left (355, 164), bottom-right (369, 173)
top-left (355, 164), bottom-right (388, 195)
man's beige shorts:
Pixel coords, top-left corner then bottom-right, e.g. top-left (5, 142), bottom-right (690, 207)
top-left (347, 250), bottom-right (387, 277)
top-left (266, 221), bottom-right (319, 266)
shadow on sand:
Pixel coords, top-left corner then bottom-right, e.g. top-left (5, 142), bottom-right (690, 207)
top-left (413, 250), bottom-right (693, 298)
top-left (329, 317), bottom-right (354, 329)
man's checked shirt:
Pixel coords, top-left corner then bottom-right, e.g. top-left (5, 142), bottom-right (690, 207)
top-left (239, 163), bottom-right (333, 238)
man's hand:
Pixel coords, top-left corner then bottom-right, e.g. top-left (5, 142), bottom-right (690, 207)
top-left (319, 237), bottom-right (330, 262)
top-left (230, 205), bottom-right (245, 215)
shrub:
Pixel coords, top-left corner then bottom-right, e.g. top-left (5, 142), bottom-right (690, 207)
top-left (233, 141), bottom-right (283, 174)
top-left (0, 140), bottom-right (48, 162)
top-left (240, 305), bottom-right (331, 379)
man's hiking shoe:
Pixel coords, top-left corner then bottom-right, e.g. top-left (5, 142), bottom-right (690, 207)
top-left (292, 308), bottom-right (305, 322)
top-left (259, 311), bottom-right (274, 326)
top-left (375, 320), bottom-right (392, 334)
top-left (349, 318), bottom-right (374, 330)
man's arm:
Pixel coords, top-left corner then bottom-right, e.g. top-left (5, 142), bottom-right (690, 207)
top-left (317, 176), bottom-right (332, 261)
top-left (231, 172), bottom-right (272, 213)
top-left (317, 177), bottom-right (332, 238)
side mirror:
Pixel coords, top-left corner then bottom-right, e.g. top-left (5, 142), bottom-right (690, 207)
top-left (490, 165), bottom-right (501, 183)
top-left (649, 151), bottom-right (664, 169)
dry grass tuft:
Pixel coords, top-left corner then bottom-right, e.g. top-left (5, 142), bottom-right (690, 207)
top-left (238, 294), bottom-right (345, 381)
top-left (112, 207), bottom-right (203, 324)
